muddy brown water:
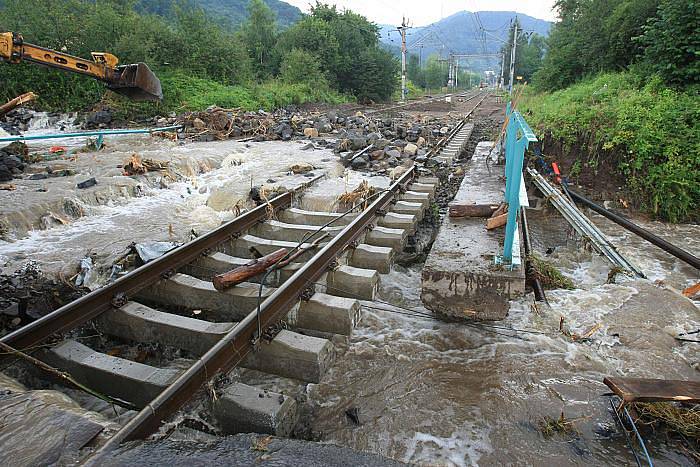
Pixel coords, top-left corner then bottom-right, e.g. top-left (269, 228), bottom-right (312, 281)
top-left (306, 206), bottom-right (699, 466)
top-left (1, 113), bottom-right (698, 466)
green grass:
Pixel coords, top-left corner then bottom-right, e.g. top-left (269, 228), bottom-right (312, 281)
top-left (106, 71), bottom-right (350, 121)
top-left (520, 72), bottom-right (700, 223)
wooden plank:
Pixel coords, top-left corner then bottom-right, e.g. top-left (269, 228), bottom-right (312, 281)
top-left (603, 377), bottom-right (700, 403)
top-left (486, 212), bottom-right (508, 230)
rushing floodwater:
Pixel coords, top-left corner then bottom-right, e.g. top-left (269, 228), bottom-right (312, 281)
top-left (1, 134), bottom-right (698, 465)
top-left (306, 207), bottom-right (699, 466)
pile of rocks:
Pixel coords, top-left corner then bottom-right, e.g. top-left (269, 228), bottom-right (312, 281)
top-left (0, 142), bottom-right (28, 182)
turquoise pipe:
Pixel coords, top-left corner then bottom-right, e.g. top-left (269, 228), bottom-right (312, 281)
top-left (0, 125), bottom-right (182, 143)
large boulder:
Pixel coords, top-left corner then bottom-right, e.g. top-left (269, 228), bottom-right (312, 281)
top-left (384, 149), bottom-right (401, 160)
top-left (374, 138), bottom-right (390, 149)
top-left (350, 155), bottom-right (369, 169)
top-left (403, 143), bottom-right (419, 157)
top-left (370, 150), bottom-right (386, 161)
top-left (303, 127), bottom-right (319, 138)
top-left (350, 136), bottom-right (367, 150)
top-left (291, 162), bottom-right (313, 174)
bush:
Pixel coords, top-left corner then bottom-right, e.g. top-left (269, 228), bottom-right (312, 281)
top-left (520, 72), bottom-right (700, 223)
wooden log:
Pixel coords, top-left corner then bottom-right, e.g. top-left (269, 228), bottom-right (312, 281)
top-left (212, 248), bottom-right (287, 291)
top-left (0, 92), bottom-right (38, 117)
top-left (448, 203), bottom-right (499, 218)
top-left (486, 212), bottom-right (508, 230)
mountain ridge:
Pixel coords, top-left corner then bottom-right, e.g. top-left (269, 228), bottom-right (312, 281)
top-left (379, 10), bottom-right (551, 70)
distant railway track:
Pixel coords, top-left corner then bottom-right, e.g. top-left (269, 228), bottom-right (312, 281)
top-left (0, 92), bottom-right (492, 461)
top-left (352, 88), bottom-right (484, 116)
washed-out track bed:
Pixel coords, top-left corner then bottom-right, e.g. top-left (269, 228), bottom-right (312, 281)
top-left (0, 165), bottom-right (438, 461)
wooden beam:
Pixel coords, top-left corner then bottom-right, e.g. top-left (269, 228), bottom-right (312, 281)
top-left (603, 377), bottom-right (700, 404)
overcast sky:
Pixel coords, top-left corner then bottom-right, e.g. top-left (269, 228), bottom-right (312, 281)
top-left (283, 1), bottom-right (559, 26)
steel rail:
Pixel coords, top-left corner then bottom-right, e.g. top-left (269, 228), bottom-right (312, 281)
top-left (365, 89), bottom-right (480, 115)
top-left (0, 192), bottom-right (293, 352)
top-left (426, 91), bottom-right (490, 159)
top-left (85, 166), bottom-right (417, 460)
top-left (528, 167), bottom-right (645, 277)
top-left (564, 186), bottom-right (700, 270)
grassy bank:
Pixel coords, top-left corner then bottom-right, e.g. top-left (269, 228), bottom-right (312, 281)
top-left (5, 69), bottom-right (350, 119)
top-left (520, 72), bottom-right (700, 223)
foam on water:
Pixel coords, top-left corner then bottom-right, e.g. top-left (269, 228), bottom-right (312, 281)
top-left (0, 139), bottom-right (341, 276)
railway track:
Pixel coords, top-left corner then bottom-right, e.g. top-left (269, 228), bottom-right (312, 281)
top-left (1, 92), bottom-right (491, 461)
top-left (426, 91), bottom-right (491, 164)
top-left (361, 88), bottom-right (484, 115)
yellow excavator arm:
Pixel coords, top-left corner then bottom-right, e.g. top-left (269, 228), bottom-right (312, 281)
top-left (0, 32), bottom-right (162, 101)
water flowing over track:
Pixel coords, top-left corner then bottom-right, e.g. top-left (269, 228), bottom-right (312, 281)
top-left (0, 93), bottom-right (492, 461)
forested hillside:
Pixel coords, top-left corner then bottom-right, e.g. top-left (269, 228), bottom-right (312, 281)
top-left (135, 0), bottom-right (302, 28)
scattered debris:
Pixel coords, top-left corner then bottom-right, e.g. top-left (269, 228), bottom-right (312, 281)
top-left (537, 411), bottom-right (583, 438)
top-left (0, 262), bottom-right (87, 333)
top-left (337, 180), bottom-right (376, 205)
top-left (76, 177), bottom-right (97, 189)
top-left (632, 402), bottom-right (700, 439)
top-left (212, 248), bottom-right (287, 291)
top-left (0, 183), bottom-right (16, 190)
top-left (134, 242), bottom-right (180, 264)
top-left (251, 435), bottom-right (273, 452)
top-left (528, 254), bottom-right (575, 289)
top-left (290, 162), bottom-right (313, 174)
top-left (682, 282), bottom-right (700, 299)
top-left (122, 153), bottom-right (169, 176)
top-left (74, 256), bottom-right (96, 288)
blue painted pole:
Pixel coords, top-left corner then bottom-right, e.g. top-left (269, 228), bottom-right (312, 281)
top-left (0, 125), bottom-right (182, 143)
top-left (503, 137), bottom-right (528, 261)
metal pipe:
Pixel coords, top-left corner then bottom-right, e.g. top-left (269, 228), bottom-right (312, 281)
top-left (563, 186), bottom-right (700, 271)
top-left (0, 125), bottom-right (182, 143)
top-left (520, 207), bottom-right (547, 302)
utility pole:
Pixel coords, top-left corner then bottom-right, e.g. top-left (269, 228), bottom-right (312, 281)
top-left (499, 52), bottom-right (505, 89)
top-left (397, 18), bottom-right (411, 102)
top-left (455, 61), bottom-right (459, 89)
top-left (508, 22), bottom-right (518, 95)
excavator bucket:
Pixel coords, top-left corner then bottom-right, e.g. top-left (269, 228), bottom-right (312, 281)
top-left (107, 62), bottom-right (163, 101)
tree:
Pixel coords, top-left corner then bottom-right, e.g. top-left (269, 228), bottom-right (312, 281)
top-left (518, 33), bottom-right (546, 82)
top-left (407, 54), bottom-right (425, 88)
top-left (347, 47), bottom-right (399, 102)
top-left (424, 55), bottom-right (446, 90)
top-left (276, 2), bottom-right (399, 101)
top-left (533, 0), bottom-right (669, 90)
top-left (241, 0), bottom-right (278, 80)
top-left (279, 48), bottom-right (327, 86)
top-left (638, 0), bottom-right (700, 86)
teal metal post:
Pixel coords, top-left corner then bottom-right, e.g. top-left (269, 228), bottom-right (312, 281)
top-left (501, 108), bottom-right (537, 264)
